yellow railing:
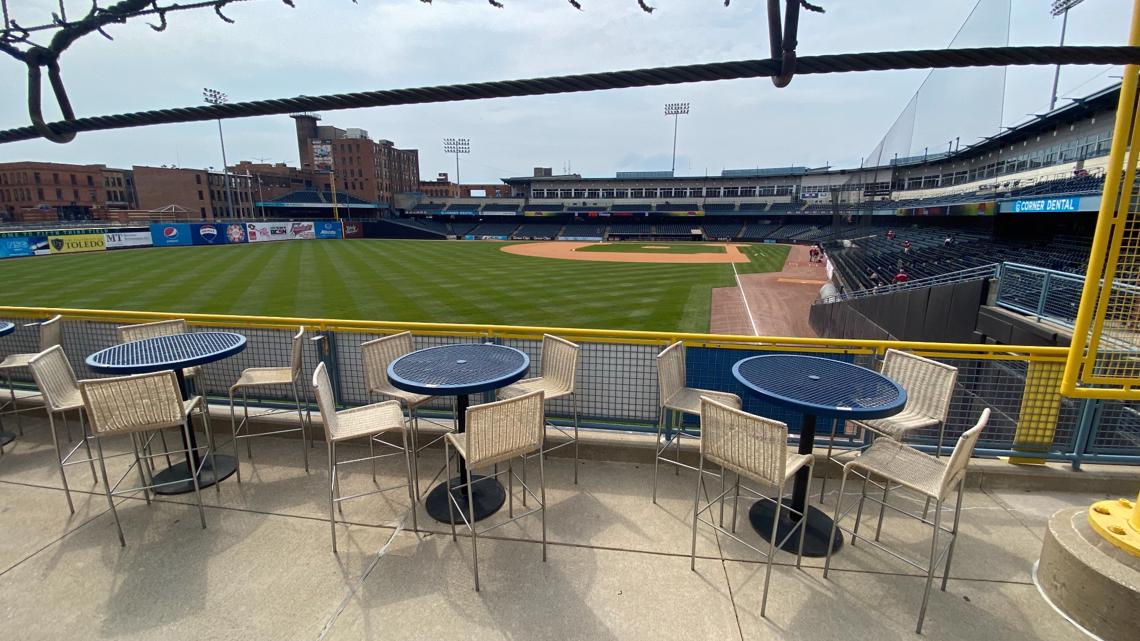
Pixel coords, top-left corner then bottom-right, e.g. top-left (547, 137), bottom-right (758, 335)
top-left (0, 304), bottom-right (1069, 360)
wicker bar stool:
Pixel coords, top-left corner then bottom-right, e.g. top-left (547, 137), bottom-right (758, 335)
top-left (820, 349), bottom-right (958, 520)
top-left (80, 370), bottom-right (214, 546)
top-left (498, 334), bottom-right (581, 484)
top-left (118, 319), bottom-right (203, 385)
top-left (445, 390), bottom-right (547, 591)
top-left (653, 341), bottom-right (741, 504)
top-left (690, 397), bottom-right (814, 618)
top-left (312, 362), bottom-right (417, 553)
top-left (361, 331), bottom-right (439, 500)
top-left (228, 327), bottom-right (309, 481)
top-left (0, 314), bottom-right (62, 440)
top-left (27, 346), bottom-right (98, 513)
top-left (824, 408), bottom-right (990, 634)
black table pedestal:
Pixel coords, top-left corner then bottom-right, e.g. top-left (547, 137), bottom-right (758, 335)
top-left (152, 453), bottom-right (238, 495)
top-left (424, 474), bottom-right (507, 523)
top-left (0, 431), bottom-right (15, 447)
top-left (748, 499), bottom-right (843, 557)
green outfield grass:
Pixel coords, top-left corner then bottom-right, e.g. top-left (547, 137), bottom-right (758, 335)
top-left (574, 243), bottom-right (726, 254)
top-left (0, 240), bottom-right (791, 332)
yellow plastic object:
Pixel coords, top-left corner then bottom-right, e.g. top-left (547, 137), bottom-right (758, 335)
top-left (1088, 491), bottom-right (1140, 558)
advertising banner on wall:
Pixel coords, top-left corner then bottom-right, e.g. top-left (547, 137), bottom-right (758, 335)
top-left (192, 222), bottom-right (247, 245)
top-left (0, 236), bottom-right (35, 258)
top-left (312, 141), bottom-right (334, 173)
top-left (246, 221), bottom-right (317, 242)
top-left (104, 231), bottom-right (153, 249)
top-left (48, 233), bottom-right (106, 254)
top-left (894, 201), bottom-right (996, 217)
top-left (342, 221), bottom-right (364, 238)
top-left (150, 223), bottom-right (193, 246)
top-left (315, 221), bottom-right (343, 239)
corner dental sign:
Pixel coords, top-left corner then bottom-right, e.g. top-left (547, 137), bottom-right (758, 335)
top-left (1011, 197), bottom-right (1080, 213)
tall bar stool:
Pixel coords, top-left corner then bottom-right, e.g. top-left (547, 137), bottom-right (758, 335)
top-left (118, 319), bottom-right (202, 386)
top-left (228, 326), bottom-right (309, 481)
top-left (444, 390), bottom-right (547, 591)
top-left (498, 334), bottom-right (581, 483)
top-left (27, 345), bottom-right (98, 513)
top-left (824, 408), bottom-right (990, 634)
top-left (690, 397), bottom-right (814, 618)
top-left (653, 341), bottom-right (741, 504)
top-left (361, 331), bottom-right (441, 499)
top-left (820, 349), bottom-right (958, 530)
top-left (312, 362), bottom-right (417, 553)
top-left (0, 314), bottom-right (62, 438)
top-left (80, 370), bottom-right (213, 546)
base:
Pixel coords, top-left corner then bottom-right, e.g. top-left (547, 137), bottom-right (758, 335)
top-left (152, 454), bottom-right (238, 495)
top-left (425, 475), bottom-right (506, 524)
top-left (749, 497), bottom-right (843, 557)
top-left (0, 430), bottom-right (14, 447)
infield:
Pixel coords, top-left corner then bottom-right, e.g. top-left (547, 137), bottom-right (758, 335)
top-left (0, 240), bottom-right (795, 333)
top-left (575, 243), bottom-right (727, 255)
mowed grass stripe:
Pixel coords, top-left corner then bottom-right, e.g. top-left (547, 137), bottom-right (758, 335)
top-left (0, 239), bottom-right (789, 331)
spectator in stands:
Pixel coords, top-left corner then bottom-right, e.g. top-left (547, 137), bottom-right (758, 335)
top-left (809, 245), bottom-right (820, 263)
top-left (944, 235), bottom-right (953, 247)
top-left (886, 229), bottom-right (895, 241)
top-left (902, 240), bottom-right (912, 254)
top-left (867, 268), bottom-right (883, 287)
top-left (894, 270), bottom-right (909, 284)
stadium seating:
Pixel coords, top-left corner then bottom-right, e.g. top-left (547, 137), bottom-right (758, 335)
top-left (655, 223), bottom-right (699, 236)
top-left (607, 223), bottom-right (653, 236)
top-left (411, 203), bottom-right (446, 213)
top-left (655, 203), bottom-right (699, 212)
top-left (512, 223), bottom-right (563, 239)
top-left (559, 223), bottom-right (606, 238)
top-left (701, 222), bottom-right (745, 239)
top-left (469, 222), bottom-right (520, 237)
top-left (482, 203), bottom-right (522, 212)
top-left (702, 203), bottom-right (738, 212)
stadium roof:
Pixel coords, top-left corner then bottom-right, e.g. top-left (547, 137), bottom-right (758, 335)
top-left (257, 190), bottom-right (382, 209)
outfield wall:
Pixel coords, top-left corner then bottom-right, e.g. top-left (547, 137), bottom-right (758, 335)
top-left (0, 226), bottom-right (152, 259)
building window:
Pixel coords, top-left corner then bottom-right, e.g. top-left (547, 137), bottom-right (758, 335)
top-left (87, 175), bottom-right (94, 186)
top-left (55, 188), bottom-right (62, 199)
top-left (73, 189), bottom-right (80, 200)
top-left (52, 173), bottom-right (59, 184)
top-left (198, 190), bottom-right (204, 200)
top-left (196, 174), bottom-right (202, 185)
top-left (37, 188), bottom-right (44, 199)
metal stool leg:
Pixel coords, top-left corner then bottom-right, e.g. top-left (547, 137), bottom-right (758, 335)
top-left (47, 411), bottom-right (75, 514)
top-left (292, 380), bottom-right (309, 473)
top-left (652, 408), bottom-right (666, 504)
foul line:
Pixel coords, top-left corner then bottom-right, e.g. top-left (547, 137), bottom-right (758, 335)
top-left (731, 261), bottom-right (760, 336)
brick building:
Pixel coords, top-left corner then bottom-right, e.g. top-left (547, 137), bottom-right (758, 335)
top-left (0, 161), bottom-right (108, 221)
top-left (100, 167), bottom-right (137, 210)
top-left (291, 114), bottom-right (419, 205)
top-left (419, 173), bottom-right (512, 198)
top-left (229, 161), bottom-right (307, 209)
top-left (132, 165), bottom-right (256, 219)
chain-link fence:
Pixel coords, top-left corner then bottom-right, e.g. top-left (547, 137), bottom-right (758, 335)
top-left (0, 307), bottom-right (1134, 465)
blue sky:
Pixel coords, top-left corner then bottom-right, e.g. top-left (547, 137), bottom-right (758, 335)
top-left (0, 0), bottom-right (1130, 182)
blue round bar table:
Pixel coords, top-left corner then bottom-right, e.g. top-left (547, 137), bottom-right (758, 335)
top-left (0, 322), bottom-right (15, 447)
top-left (388, 343), bottom-right (529, 524)
top-left (732, 354), bottom-right (906, 556)
top-left (86, 332), bottom-right (247, 495)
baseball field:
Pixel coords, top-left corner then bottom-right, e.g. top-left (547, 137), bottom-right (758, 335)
top-left (0, 240), bottom-right (800, 333)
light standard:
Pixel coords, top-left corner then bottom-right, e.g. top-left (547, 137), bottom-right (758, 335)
top-left (443, 138), bottom-right (470, 193)
top-left (203, 88), bottom-right (236, 218)
top-left (1049, 0), bottom-right (1087, 111)
top-left (664, 102), bottom-right (689, 175)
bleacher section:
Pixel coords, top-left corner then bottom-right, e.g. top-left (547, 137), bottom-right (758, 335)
top-left (702, 222), bottom-right (745, 240)
top-left (451, 222), bottom-right (479, 236)
top-left (512, 223), bottom-right (563, 239)
top-left (559, 223), bottom-right (606, 239)
top-left (411, 203), bottom-right (445, 214)
top-left (655, 203), bottom-right (699, 212)
top-left (468, 222), bottom-right (520, 238)
top-left (655, 223), bottom-right (699, 236)
top-left (607, 224), bottom-right (653, 236)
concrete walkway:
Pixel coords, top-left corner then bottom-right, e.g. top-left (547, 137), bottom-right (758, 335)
top-left (0, 416), bottom-right (1113, 640)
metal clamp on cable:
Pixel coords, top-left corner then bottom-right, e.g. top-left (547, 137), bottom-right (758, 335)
top-left (767, 0), bottom-right (824, 88)
top-left (25, 47), bottom-right (76, 143)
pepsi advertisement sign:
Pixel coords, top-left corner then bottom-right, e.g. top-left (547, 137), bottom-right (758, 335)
top-left (150, 223), bottom-right (193, 246)
top-left (315, 221), bottom-right (343, 239)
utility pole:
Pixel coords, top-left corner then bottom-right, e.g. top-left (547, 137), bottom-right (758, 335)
top-left (1049, 0), bottom-right (1087, 111)
top-left (443, 138), bottom-right (470, 189)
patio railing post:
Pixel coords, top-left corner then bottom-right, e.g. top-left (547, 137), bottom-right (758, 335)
top-left (311, 332), bottom-right (343, 406)
top-left (1037, 273), bottom-right (1052, 321)
top-left (1070, 398), bottom-right (1102, 471)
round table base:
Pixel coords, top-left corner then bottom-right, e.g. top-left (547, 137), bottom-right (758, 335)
top-left (0, 430), bottom-right (15, 447)
top-left (152, 454), bottom-right (238, 495)
top-left (425, 475), bottom-right (506, 524)
top-left (748, 498), bottom-right (843, 557)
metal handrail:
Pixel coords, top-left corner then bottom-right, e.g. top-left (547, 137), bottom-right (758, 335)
top-left (816, 263), bottom-right (1000, 304)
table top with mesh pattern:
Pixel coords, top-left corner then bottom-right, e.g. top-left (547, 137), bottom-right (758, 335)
top-left (0, 322), bottom-right (13, 338)
top-left (85, 332), bottom-right (247, 374)
top-left (388, 343), bottom-right (529, 396)
top-left (732, 354), bottom-right (906, 420)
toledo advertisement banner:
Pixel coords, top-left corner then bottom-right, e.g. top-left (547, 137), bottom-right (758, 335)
top-left (245, 221), bottom-right (316, 242)
top-left (150, 223), bottom-right (194, 246)
top-left (342, 221), bottom-right (365, 238)
top-left (48, 233), bottom-right (106, 254)
top-left (192, 223), bottom-right (247, 245)
top-left (104, 231), bottom-right (153, 249)
top-left (315, 221), bottom-right (343, 239)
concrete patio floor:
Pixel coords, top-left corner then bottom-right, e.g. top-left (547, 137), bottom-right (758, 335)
top-left (0, 414), bottom-right (1119, 641)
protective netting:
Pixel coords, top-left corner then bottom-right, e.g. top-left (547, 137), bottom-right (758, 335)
top-left (865, 0), bottom-right (1011, 169)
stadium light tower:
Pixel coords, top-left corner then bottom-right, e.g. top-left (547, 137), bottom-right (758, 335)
top-left (664, 102), bottom-right (690, 175)
top-left (1049, 0), bottom-right (1087, 111)
top-left (443, 138), bottom-right (470, 190)
top-left (203, 87), bottom-right (236, 218)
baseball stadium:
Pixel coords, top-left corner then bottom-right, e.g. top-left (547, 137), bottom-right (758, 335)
top-left (1, 2), bottom-right (1140, 641)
